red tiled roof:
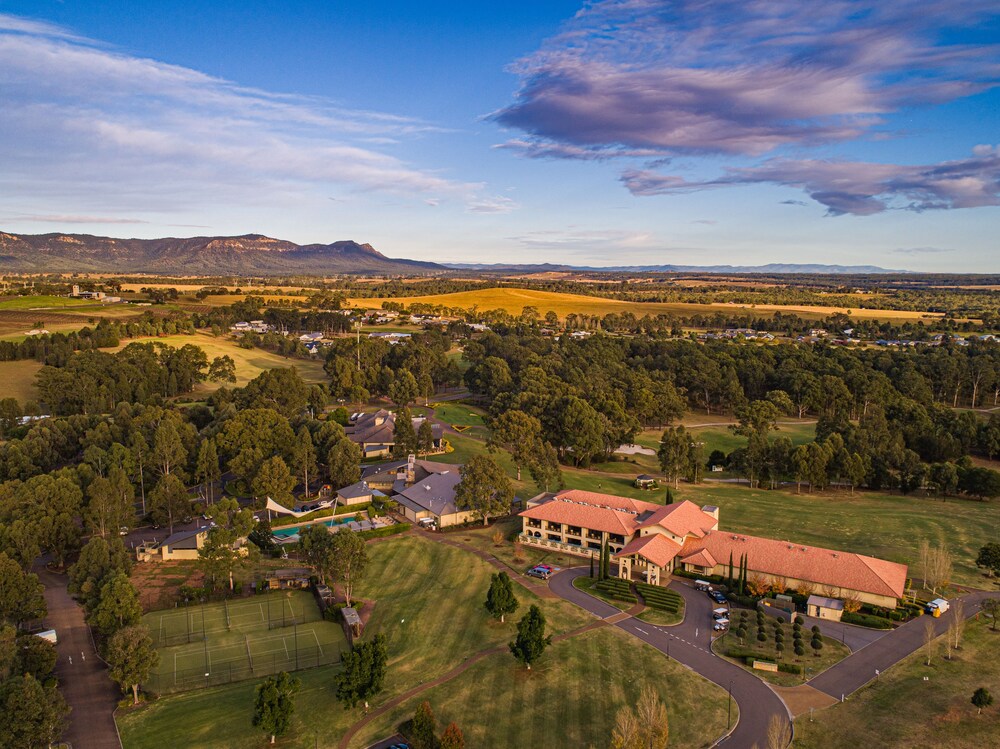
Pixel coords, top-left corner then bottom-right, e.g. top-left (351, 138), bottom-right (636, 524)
top-left (638, 502), bottom-right (716, 538)
top-left (682, 532), bottom-right (907, 599)
top-left (520, 500), bottom-right (635, 535)
top-left (615, 534), bottom-right (682, 568)
top-left (520, 490), bottom-right (718, 539)
top-left (679, 548), bottom-right (717, 569)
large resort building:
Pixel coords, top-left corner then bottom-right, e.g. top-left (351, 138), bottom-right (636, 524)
top-left (519, 489), bottom-right (907, 609)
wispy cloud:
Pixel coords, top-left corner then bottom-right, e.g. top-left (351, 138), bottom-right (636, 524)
top-left (893, 246), bottom-right (957, 254)
top-left (621, 145), bottom-right (1000, 215)
top-left (509, 229), bottom-right (654, 251)
top-left (2, 214), bottom-right (150, 224)
top-left (0, 15), bottom-right (509, 216)
top-left (493, 1), bottom-right (1000, 159)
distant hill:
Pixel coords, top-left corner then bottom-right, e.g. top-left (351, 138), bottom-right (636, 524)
top-left (0, 231), bottom-right (443, 274)
top-left (445, 262), bottom-right (905, 274)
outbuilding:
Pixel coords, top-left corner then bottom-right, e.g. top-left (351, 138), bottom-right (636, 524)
top-left (806, 594), bottom-right (845, 621)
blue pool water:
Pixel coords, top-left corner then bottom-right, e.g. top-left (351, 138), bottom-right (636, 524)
top-left (271, 517), bottom-right (353, 538)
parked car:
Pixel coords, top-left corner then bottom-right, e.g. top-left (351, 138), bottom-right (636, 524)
top-left (709, 590), bottom-right (727, 604)
top-left (526, 566), bottom-right (551, 580)
top-left (118, 526), bottom-right (129, 536)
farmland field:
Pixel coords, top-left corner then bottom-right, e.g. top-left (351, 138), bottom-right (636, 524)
top-left (0, 359), bottom-right (43, 402)
top-left (347, 287), bottom-right (944, 323)
top-left (794, 618), bottom-right (1000, 748)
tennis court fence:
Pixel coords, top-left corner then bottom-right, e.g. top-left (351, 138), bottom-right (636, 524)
top-left (144, 643), bottom-right (341, 695)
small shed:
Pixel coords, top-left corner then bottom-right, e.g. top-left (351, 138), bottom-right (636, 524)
top-left (634, 474), bottom-right (658, 490)
top-left (341, 607), bottom-right (363, 644)
top-left (807, 594), bottom-right (845, 621)
top-left (265, 568), bottom-right (312, 590)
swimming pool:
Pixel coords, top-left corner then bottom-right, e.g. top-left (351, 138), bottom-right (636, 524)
top-left (271, 516), bottom-right (354, 538)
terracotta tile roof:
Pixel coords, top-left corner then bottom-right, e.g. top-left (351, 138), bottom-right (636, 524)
top-left (520, 499), bottom-right (635, 535)
top-left (679, 548), bottom-right (717, 569)
top-left (683, 532), bottom-right (907, 599)
top-left (637, 502), bottom-right (717, 538)
top-left (520, 491), bottom-right (719, 539)
top-left (616, 534), bottom-right (682, 568)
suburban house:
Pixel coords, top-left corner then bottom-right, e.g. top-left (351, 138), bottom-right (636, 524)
top-left (137, 528), bottom-right (209, 562)
top-left (519, 489), bottom-right (907, 608)
top-left (335, 480), bottom-right (385, 507)
top-left (346, 410), bottom-right (443, 458)
top-left (361, 456), bottom-right (475, 527)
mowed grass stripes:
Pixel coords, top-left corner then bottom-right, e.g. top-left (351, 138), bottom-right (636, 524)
top-left (679, 483), bottom-right (1000, 585)
top-left (352, 627), bottom-right (729, 749)
top-left (353, 535), bottom-right (592, 695)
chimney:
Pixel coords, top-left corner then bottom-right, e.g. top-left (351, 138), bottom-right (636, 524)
top-left (407, 453), bottom-right (416, 484)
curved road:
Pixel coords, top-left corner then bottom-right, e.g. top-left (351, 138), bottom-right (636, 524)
top-left (550, 568), bottom-right (1000, 748)
top-left (550, 569), bottom-right (789, 748)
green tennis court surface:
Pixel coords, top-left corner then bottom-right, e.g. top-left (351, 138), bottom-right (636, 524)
top-left (143, 591), bottom-right (348, 694)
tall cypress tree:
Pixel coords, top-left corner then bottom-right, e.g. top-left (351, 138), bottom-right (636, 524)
top-left (728, 551), bottom-right (734, 587)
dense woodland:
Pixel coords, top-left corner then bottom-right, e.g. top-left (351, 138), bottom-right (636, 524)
top-left (1, 310), bottom-right (999, 740)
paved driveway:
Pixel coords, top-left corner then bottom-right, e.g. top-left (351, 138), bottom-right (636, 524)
top-left (550, 569), bottom-right (789, 748)
top-left (809, 591), bottom-right (998, 699)
top-left (36, 565), bottom-right (122, 749)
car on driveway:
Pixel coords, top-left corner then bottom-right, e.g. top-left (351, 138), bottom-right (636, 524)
top-left (526, 565), bottom-right (551, 580)
top-left (709, 590), bottom-right (727, 604)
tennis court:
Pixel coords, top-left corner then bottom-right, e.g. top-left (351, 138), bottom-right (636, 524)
top-left (143, 591), bottom-right (348, 694)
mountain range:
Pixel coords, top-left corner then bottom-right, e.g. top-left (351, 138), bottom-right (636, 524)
top-left (0, 230), bottom-right (905, 275)
top-left (0, 231), bottom-right (442, 274)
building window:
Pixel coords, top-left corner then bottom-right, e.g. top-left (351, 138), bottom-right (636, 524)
top-left (547, 534), bottom-right (561, 542)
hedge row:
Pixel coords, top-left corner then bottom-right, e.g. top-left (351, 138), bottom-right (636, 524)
top-left (595, 579), bottom-right (638, 604)
top-left (359, 523), bottom-right (412, 540)
top-left (635, 583), bottom-right (683, 612)
top-left (841, 611), bottom-right (894, 629)
top-left (725, 648), bottom-right (802, 674)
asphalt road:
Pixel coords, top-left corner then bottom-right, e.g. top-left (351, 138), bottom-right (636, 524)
top-left (36, 565), bottom-right (122, 749)
top-left (808, 590), bottom-right (998, 699)
top-left (550, 569), bottom-right (789, 748)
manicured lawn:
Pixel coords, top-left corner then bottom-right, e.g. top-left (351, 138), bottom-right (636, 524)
top-left (675, 483), bottom-right (1000, 586)
top-left (118, 666), bottom-right (354, 749)
top-left (456, 517), bottom-right (583, 573)
top-left (794, 618), bottom-right (1000, 748)
top-left (120, 534), bottom-right (592, 748)
top-left (636, 607), bottom-right (683, 626)
top-left (713, 612), bottom-right (850, 687)
top-left (431, 400), bottom-right (487, 428)
top-left (354, 535), bottom-right (591, 695)
top-left (635, 420), bottom-right (817, 461)
top-left (352, 626), bottom-right (730, 749)
top-left (0, 359), bottom-right (43, 402)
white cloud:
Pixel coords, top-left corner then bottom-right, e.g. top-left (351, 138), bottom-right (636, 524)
top-left (0, 15), bottom-right (508, 217)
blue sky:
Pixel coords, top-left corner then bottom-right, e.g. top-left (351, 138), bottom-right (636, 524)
top-left (1, 1), bottom-right (998, 271)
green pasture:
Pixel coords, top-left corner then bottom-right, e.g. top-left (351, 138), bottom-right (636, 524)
top-left (677, 483), bottom-right (999, 587)
top-left (353, 626), bottom-right (729, 749)
top-left (795, 618), bottom-right (1000, 748)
